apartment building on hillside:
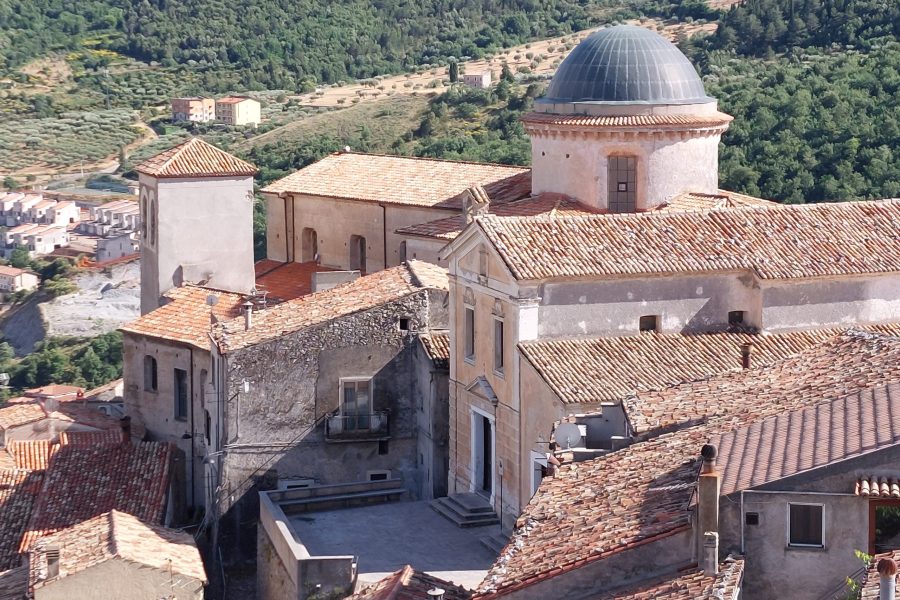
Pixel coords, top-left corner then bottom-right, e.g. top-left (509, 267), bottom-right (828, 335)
top-left (171, 97), bottom-right (216, 123)
top-left (215, 96), bottom-right (261, 126)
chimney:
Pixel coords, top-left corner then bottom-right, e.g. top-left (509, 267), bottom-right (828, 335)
top-left (879, 557), bottom-right (898, 600)
top-left (427, 589), bottom-right (446, 600)
top-left (463, 186), bottom-right (491, 224)
top-left (119, 416), bottom-right (132, 443)
top-left (740, 342), bottom-right (752, 369)
top-left (242, 300), bottom-right (254, 331)
top-left (703, 532), bottom-right (719, 575)
top-left (45, 544), bottom-right (60, 579)
top-left (698, 444), bottom-right (720, 573)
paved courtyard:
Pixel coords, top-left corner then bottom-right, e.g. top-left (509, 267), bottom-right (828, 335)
top-left (288, 500), bottom-right (500, 589)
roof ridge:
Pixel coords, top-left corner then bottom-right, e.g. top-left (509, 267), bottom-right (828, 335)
top-left (338, 150), bottom-right (530, 170)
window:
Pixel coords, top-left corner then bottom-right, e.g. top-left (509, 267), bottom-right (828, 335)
top-left (729, 310), bottom-right (746, 326)
top-left (143, 356), bottom-right (158, 392)
top-left (367, 470), bottom-right (391, 482)
top-left (746, 512), bottom-right (760, 526)
top-left (174, 368), bottom-right (188, 421)
top-left (349, 235), bottom-right (366, 271)
top-left (399, 318), bottom-right (410, 331)
top-left (493, 318), bottom-right (504, 373)
top-left (301, 228), bottom-right (318, 262)
top-left (788, 503), bottom-right (824, 547)
top-left (464, 307), bottom-right (475, 360)
top-left (608, 155), bottom-right (637, 213)
top-left (398, 241), bottom-right (407, 264)
top-left (341, 378), bottom-right (371, 430)
top-left (639, 315), bottom-right (659, 332)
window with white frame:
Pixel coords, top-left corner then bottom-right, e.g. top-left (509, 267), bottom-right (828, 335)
top-left (464, 306), bottom-right (475, 360)
top-left (788, 503), bottom-right (824, 547)
top-left (340, 378), bottom-right (372, 430)
top-left (493, 317), bottom-right (504, 374)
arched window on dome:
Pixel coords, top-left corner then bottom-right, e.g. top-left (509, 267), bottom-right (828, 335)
top-left (608, 156), bottom-right (637, 213)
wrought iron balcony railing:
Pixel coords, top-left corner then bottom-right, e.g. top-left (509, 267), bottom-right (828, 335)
top-left (325, 410), bottom-right (390, 441)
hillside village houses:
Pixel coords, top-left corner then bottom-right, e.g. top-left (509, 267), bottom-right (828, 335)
top-left (171, 95), bottom-right (262, 126)
top-left (111, 24), bottom-right (900, 600)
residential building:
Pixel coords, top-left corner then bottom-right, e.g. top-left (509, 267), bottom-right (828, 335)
top-left (0, 266), bottom-right (38, 294)
top-left (96, 231), bottom-right (138, 262)
top-left (215, 96), bottom-right (261, 126)
top-left (462, 70), bottom-right (492, 89)
top-left (29, 511), bottom-right (206, 600)
top-left (135, 137), bottom-right (258, 314)
top-left (171, 97), bottom-right (216, 123)
top-left (47, 201), bottom-right (79, 226)
top-left (2, 223), bottom-right (68, 258)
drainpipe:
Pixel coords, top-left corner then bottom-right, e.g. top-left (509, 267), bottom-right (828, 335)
top-left (879, 558), bottom-right (897, 600)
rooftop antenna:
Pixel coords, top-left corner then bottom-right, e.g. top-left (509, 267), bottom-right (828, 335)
top-left (554, 423), bottom-right (582, 450)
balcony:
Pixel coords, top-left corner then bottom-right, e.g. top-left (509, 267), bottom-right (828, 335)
top-left (325, 410), bottom-right (390, 442)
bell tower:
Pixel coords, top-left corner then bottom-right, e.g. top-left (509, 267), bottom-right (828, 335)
top-left (135, 138), bottom-right (258, 314)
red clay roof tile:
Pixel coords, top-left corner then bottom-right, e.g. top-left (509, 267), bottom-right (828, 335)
top-left (135, 137), bottom-right (257, 178)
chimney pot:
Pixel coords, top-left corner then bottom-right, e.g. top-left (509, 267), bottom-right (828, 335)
top-left (740, 342), bottom-right (752, 369)
top-left (119, 416), bottom-right (132, 443)
top-left (879, 558), bottom-right (897, 600)
top-left (427, 588), bottom-right (445, 600)
top-left (701, 444), bottom-right (717, 474)
top-left (242, 300), bottom-right (254, 331)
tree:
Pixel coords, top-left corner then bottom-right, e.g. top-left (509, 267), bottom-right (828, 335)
top-left (9, 246), bottom-right (30, 269)
top-left (2, 177), bottom-right (18, 191)
top-left (449, 61), bottom-right (459, 83)
top-left (501, 63), bottom-right (515, 83)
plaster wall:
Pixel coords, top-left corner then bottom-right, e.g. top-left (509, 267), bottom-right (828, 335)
top-left (33, 558), bottom-right (204, 600)
top-left (402, 237), bottom-right (447, 266)
top-left (385, 205), bottom-right (456, 267)
top-left (264, 193), bottom-right (288, 262)
top-left (139, 174), bottom-right (255, 313)
top-left (415, 341), bottom-right (450, 499)
top-left (761, 274), bottom-right (900, 331)
top-left (529, 131), bottom-right (720, 211)
top-left (518, 359), bottom-right (569, 503)
top-left (537, 272), bottom-right (758, 337)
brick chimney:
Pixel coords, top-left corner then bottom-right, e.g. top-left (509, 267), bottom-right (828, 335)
top-left (879, 557), bottom-right (897, 600)
top-left (698, 444), bottom-right (720, 574)
top-left (740, 342), bottom-right (752, 369)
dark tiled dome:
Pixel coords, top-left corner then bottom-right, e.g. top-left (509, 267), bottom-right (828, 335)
top-left (542, 25), bottom-right (710, 104)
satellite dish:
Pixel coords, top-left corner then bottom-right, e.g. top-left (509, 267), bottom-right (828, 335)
top-left (555, 423), bottom-right (582, 449)
top-left (206, 294), bottom-right (219, 307)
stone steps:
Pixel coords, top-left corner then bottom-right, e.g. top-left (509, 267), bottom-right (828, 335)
top-left (430, 493), bottom-right (500, 528)
top-left (479, 532), bottom-right (510, 555)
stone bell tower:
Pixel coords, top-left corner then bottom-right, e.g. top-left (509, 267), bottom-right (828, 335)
top-left (135, 138), bottom-right (258, 314)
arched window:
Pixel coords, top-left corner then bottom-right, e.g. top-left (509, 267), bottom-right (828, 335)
top-left (301, 228), bottom-right (318, 263)
top-left (350, 235), bottom-right (366, 271)
top-left (143, 355), bottom-right (158, 392)
top-left (608, 155), bottom-right (637, 213)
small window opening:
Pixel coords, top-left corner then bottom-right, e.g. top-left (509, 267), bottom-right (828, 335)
top-left (494, 318), bottom-right (504, 373)
top-left (143, 356), bottom-right (158, 392)
top-left (788, 503), bottom-right (824, 547)
top-left (729, 310), bottom-right (746, 326)
top-left (464, 307), bottom-right (475, 360)
top-left (746, 512), bottom-right (760, 526)
top-left (639, 315), bottom-right (659, 332)
top-left (399, 318), bottom-right (410, 331)
top-left (368, 470), bottom-right (391, 482)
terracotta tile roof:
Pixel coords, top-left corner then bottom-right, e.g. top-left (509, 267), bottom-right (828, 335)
top-left (476, 199), bottom-right (900, 281)
top-left (261, 152), bottom-right (530, 209)
top-left (587, 557), bottom-right (744, 600)
top-left (30, 510), bottom-right (206, 589)
top-left (120, 285), bottom-right (245, 350)
top-left (0, 469), bottom-right (43, 571)
top-left (624, 328), bottom-right (900, 438)
top-left (216, 96), bottom-right (255, 105)
top-left (135, 137), bottom-right (258, 178)
top-left (254, 259), bottom-right (337, 302)
top-left (216, 261), bottom-right (448, 352)
top-left (714, 383), bottom-right (900, 496)
top-left (419, 331), bottom-right (450, 369)
top-left (653, 190), bottom-right (779, 212)
top-left (24, 385), bottom-right (82, 399)
top-left (519, 329), bottom-right (846, 406)
top-left (348, 565), bottom-right (470, 600)
top-left (0, 404), bottom-right (46, 431)
top-left (477, 331), bottom-right (900, 598)
top-left (0, 265), bottom-right (27, 277)
top-left (5, 441), bottom-right (57, 471)
top-left (859, 551), bottom-right (900, 599)
top-left (397, 194), bottom-right (598, 241)
top-left (57, 430), bottom-right (125, 447)
top-left (522, 111), bottom-right (733, 130)
top-left (20, 441), bottom-right (172, 551)
top-left (856, 476), bottom-right (900, 498)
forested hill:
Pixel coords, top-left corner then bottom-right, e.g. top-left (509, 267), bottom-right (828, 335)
top-left (0, 0), bottom-right (591, 88)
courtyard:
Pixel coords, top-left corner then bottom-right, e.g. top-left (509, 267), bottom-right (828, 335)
top-left (288, 500), bottom-right (500, 590)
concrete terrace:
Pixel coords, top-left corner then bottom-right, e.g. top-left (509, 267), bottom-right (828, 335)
top-left (288, 500), bottom-right (499, 589)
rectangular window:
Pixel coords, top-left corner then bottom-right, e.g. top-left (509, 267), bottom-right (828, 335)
top-left (494, 318), bottom-right (504, 373)
top-left (341, 378), bottom-right (371, 430)
top-left (174, 368), bottom-right (188, 421)
top-left (728, 310), bottom-right (746, 326)
top-left (144, 356), bottom-right (158, 392)
top-left (788, 503), bottom-right (824, 547)
top-left (639, 315), bottom-right (659, 332)
top-left (608, 156), bottom-right (637, 213)
top-left (464, 307), bottom-right (475, 360)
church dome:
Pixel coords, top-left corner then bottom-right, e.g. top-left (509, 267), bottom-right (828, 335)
top-left (541, 25), bottom-right (711, 105)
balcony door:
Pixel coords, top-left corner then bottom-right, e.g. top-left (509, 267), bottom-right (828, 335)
top-left (341, 378), bottom-right (371, 430)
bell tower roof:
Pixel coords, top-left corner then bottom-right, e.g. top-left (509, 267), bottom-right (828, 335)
top-left (135, 137), bottom-right (257, 179)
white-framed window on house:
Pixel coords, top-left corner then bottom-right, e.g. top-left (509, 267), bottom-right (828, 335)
top-left (787, 502), bottom-right (824, 547)
top-left (608, 155), bottom-right (637, 213)
top-left (340, 378), bottom-right (372, 430)
top-left (464, 307), bottom-right (475, 361)
top-left (493, 317), bottom-right (504, 374)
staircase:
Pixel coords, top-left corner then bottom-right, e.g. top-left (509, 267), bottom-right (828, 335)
top-left (479, 531), bottom-right (510, 554)
top-left (430, 493), bottom-right (500, 528)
